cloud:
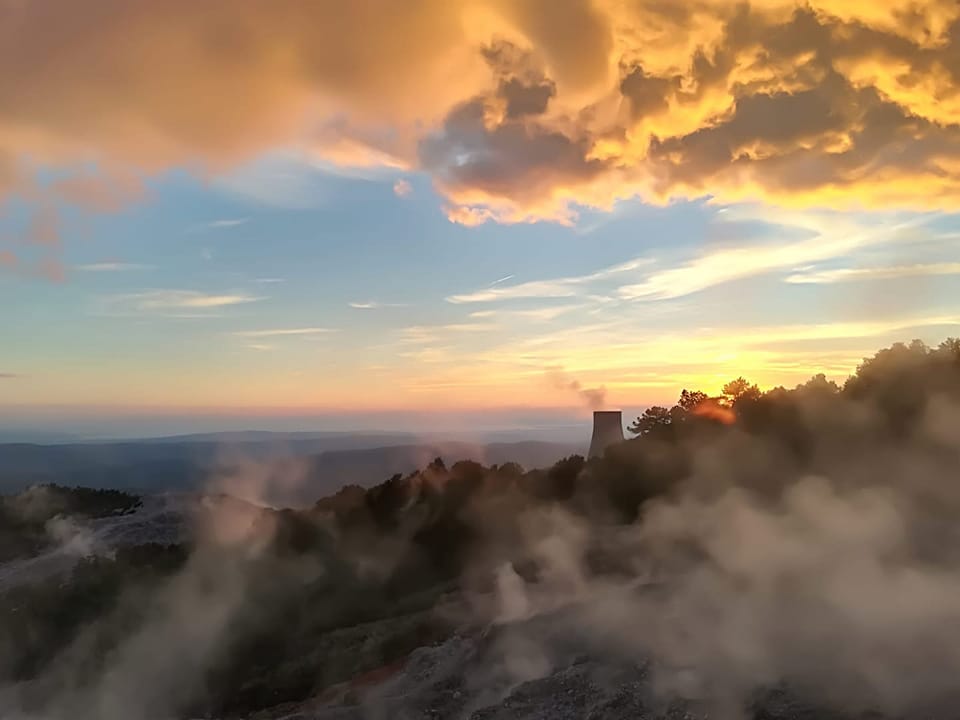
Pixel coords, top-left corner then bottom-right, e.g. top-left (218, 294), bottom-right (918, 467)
top-left (75, 262), bottom-right (150, 272)
top-left (618, 211), bottom-right (934, 300)
top-left (392, 178), bottom-right (412, 197)
top-left (206, 218), bottom-right (248, 229)
top-left (714, 315), bottom-right (960, 348)
top-left (0, 249), bottom-right (67, 283)
top-left (213, 152), bottom-right (334, 209)
top-left (0, 152), bottom-right (20, 196)
top-left (0, 2), bottom-right (958, 227)
top-left (348, 300), bottom-right (406, 309)
top-left (449, 278), bottom-right (580, 304)
top-left (0, 372), bottom-right (20, 379)
top-left (49, 169), bottom-right (145, 212)
top-left (5, 171), bottom-right (145, 260)
top-left (142, 292), bottom-right (260, 309)
top-left (254, 277), bottom-right (285, 284)
top-left (471, 304), bottom-right (583, 321)
top-left (397, 322), bottom-right (498, 345)
top-left (232, 327), bottom-right (335, 338)
top-left (419, 96), bottom-right (607, 225)
top-left (25, 206), bottom-right (60, 247)
top-left (99, 290), bottom-right (263, 316)
top-left (786, 263), bottom-right (960, 284)
top-left (184, 218), bottom-right (249, 234)
top-left (448, 257), bottom-right (650, 303)
top-left (0, 2), bottom-right (483, 172)
top-left (457, 311), bottom-right (960, 404)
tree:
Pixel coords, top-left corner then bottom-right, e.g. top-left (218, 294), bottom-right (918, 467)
top-left (677, 389), bottom-right (709, 411)
top-left (628, 406), bottom-right (673, 435)
top-left (543, 454), bottom-right (585, 500)
top-left (797, 373), bottom-right (839, 395)
top-left (722, 377), bottom-right (761, 404)
top-left (938, 337), bottom-right (960, 363)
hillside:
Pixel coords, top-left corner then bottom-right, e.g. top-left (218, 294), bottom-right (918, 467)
top-left (1, 339), bottom-right (959, 720)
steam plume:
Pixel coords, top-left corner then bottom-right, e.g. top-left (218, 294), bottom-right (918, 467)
top-left (546, 367), bottom-right (607, 411)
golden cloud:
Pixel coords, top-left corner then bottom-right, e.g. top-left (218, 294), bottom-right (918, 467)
top-left (0, 0), bottom-right (958, 225)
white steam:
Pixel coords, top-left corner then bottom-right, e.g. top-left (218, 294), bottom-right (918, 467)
top-left (478, 394), bottom-right (960, 718)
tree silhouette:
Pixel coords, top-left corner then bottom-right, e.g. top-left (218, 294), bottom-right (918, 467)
top-left (722, 377), bottom-right (761, 404)
top-left (677, 389), bottom-right (709, 411)
top-left (628, 405), bottom-right (672, 435)
top-left (797, 373), bottom-right (840, 395)
top-left (939, 337), bottom-right (960, 361)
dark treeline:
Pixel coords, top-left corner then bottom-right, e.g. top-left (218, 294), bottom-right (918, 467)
top-left (2, 339), bottom-right (959, 718)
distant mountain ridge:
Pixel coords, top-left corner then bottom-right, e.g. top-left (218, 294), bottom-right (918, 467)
top-left (0, 436), bottom-right (586, 505)
top-left (132, 430), bottom-right (417, 445)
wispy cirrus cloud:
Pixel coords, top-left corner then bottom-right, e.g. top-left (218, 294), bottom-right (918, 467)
top-left (786, 263), bottom-right (960, 285)
top-left (97, 290), bottom-right (263, 317)
top-left (447, 258), bottom-right (650, 304)
top-left (618, 212), bottom-right (937, 301)
top-left (206, 218), bottom-right (247, 229)
top-left (349, 300), bottom-right (406, 309)
top-left (719, 316), bottom-right (960, 347)
top-left (232, 327), bottom-right (335, 338)
top-left (214, 152), bottom-right (333, 209)
top-left (469, 304), bottom-right (582, 322)
top-left (134, 291), bottom-right (260, 309)
top-left (184, 218), bottom-right (249, 234)
top-left (0, 372), bottom-right (21, 379)
top-left (397, 322), bottom-right (498, 345)
top-left (75, 262), bottom-right (151, 272)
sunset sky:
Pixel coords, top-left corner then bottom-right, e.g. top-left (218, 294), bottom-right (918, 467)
top-left (2, 1), bottom-right (959, 434)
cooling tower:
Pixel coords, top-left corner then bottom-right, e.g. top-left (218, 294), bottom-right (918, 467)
top-left (588, 410), bottom-right (624, 459)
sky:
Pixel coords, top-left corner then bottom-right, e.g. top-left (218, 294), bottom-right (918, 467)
top-left (1, 1), bottom-right (959, 436)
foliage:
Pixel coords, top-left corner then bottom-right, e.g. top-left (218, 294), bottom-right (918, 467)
top-left (677, 389), bottom-right (709, 411)
top-left (627, 405), bottom-right (673, 436)
top-left (722, 377), bottom-right (761, 404)
top-left (0, 543), bottom-right (186, 680)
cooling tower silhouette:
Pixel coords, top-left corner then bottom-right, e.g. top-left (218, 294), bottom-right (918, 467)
top-left (588, 410), bottom-right (624, 459)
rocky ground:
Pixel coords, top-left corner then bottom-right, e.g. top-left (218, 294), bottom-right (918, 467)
top-left (246, 600), bottom-right (796, 720)
top-left (246, 583), bottom-right (957, 720)
top-left (0, 493), bottom-right (244, 592)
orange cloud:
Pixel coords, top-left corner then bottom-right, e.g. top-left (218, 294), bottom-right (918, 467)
top-left (0, 152), bottom-right (20, 198)
top-left (25, 206), bottom-right (60, 247)
top-left (0, 1), bottom-right (958, 225)
top-left (50, 170), bottom-right (146, 213)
